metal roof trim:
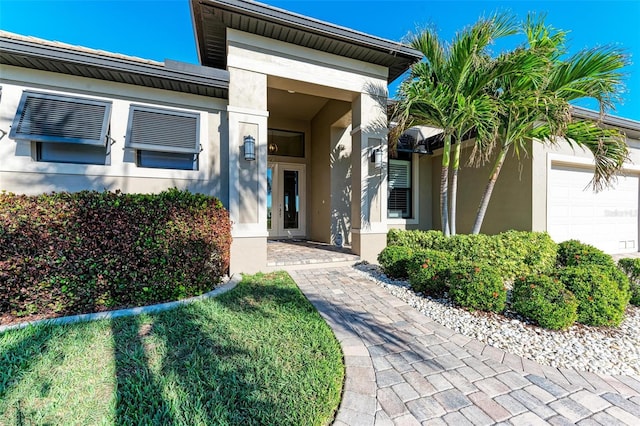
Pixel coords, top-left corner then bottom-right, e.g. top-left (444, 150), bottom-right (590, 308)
top-left (202, 0), bottom-right (421, 57)
top-left (0, 32), bottom-right (230, 94)
top-left (571, 106), bottom-right (640, 133)
top-left (193, 0), bottom-right (422, 82)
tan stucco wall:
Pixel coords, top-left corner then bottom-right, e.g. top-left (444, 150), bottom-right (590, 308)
top-left (352, 231), bottom-right (387, 263)
top-left (230, 236), bottom-right (267, 274)
top-left (226, 29), bottom-right (389, 94)
top-left (309, 100), bottom-right (352, 243)
top-left (430, 143), bottom-right (534, 234)
top-left (0, 65), bottom-right (227, 201)
top-left (330, 125), bottom-right (353, 245)
top-left (416, 155), bottom-right (434, 230)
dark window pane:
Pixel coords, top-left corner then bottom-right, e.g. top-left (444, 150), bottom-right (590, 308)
top-left (136, 150), bottom-right (197, 170)
top-left (37, 141), bottom-right (108, 165)
top-left (268, 129), bottom-right (304, 158)
top-left (283, 170), bottom-right (299, 229)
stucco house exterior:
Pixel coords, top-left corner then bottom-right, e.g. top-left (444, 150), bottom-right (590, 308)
top-left (404, 112), bottom-right (640, 256)
top-left (1, 0), bottom-right (638, 274)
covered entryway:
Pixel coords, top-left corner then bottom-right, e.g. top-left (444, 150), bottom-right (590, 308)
top-left (547, 163), bottom-right (639, 254)
top-left (190, 0), bottom-right (422, 273)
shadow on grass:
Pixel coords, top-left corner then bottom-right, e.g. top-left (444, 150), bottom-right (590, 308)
top-left (2, 273), bottom-right (341, 425)
top-left (111, 315), bottom-right (176, 425)
top-left (0, 325), bottom-right (56, 401)
top-left (111, 273), bottom-right (339, 425)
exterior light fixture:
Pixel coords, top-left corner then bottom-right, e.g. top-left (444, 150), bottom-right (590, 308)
top-left (371, 148), bottom-right (383, 169)
top-left (243, 135), bottom-right (256, 161)
top-left (414, 140), bottom-right (433, 155)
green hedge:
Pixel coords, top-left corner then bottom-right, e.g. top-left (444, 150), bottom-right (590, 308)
top-left (0, 189), bottom-right (231, 322)
top-left (556, 240), bottom-right (616, 268)
top-left (511, 275), bottom-right (578, 330)
top-left (385, 229), bottom-right (556, 280)
top-left (377, 245), bottom-right (414, 279)
top-left (556, 265), bottom-right (629, 327)
top-left (448, 262), bottom-right (506, 312)
top-left (407, 249), bottom-right (453, 296)
top-left (618, 258), bottom-right (640, 306)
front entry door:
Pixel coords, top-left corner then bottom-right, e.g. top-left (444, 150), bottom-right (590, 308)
top-left (267, 163), bottom-right (306, 238)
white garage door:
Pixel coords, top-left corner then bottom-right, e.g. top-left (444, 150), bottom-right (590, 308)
top-left (547, 164), bottom-right (638, 254)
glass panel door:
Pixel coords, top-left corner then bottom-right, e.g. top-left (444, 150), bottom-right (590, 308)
top-left (267, 163), bottom-right (305, 238)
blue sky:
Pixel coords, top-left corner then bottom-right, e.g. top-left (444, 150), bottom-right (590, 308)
top-left (1, 0), bottom-right (638, 120)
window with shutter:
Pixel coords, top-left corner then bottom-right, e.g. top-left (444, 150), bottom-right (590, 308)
top-left (10, 91), bottom-right (111, 146)
top-left (10, 91), bottom-right (111, 165)
top-left (126, 105), bottom-right (200, 170)
top-left (388, 158), bottom-right (412, 219)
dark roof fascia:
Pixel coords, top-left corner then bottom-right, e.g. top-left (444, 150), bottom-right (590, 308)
top-left (0, 36), bottom-right (230, 97)
top-left (193, 0), bottom-right (422, 82)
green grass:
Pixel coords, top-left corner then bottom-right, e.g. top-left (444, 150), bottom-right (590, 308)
top-left (0, 272), bottom-right (344, 426)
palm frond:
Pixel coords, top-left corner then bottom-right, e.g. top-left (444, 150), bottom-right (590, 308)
top-left (549, 46), bottom-right (628, 110)
top-left (532, 120), bottom-right (629, 191)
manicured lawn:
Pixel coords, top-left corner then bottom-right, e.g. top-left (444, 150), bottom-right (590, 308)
top-left (0, 272), bottom-right (344, 425)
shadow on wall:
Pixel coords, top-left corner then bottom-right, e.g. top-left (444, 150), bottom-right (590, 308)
top-left (358, 81), bottom-right (389, 230)
top-left (330, 133), bottom-right (352, 246)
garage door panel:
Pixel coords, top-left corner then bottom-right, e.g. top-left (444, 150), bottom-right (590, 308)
top-left (547, 165), bottom-right (638, 254)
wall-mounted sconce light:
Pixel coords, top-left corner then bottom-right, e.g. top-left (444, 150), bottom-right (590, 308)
top-left (268, 142), bottom-right (278, 155)
top-left (370, 148), bottom-right (383, 169)
top-left (414, 140), bottom-right (433, 155)
top-left (243, 135), bottom-right (256, 161)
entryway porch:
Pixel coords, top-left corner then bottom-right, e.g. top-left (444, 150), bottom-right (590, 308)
top-left (266, 239), bottom-right (360, 271)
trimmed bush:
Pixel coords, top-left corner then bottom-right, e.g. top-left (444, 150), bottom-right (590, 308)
top-left (511, 275), bottom-right (578, 330)
top-left (384, 229), bottom-right (556, 281)
top-left (448, 262), bottom-right (506, 312)
top-left (618, 258), bottom-right (640, 306)
top-left (407, 249), bottom-right (454, 296)
top-left (556, 240), bottom-right (615, 268)
top-left (0, 189), bottom-right (231, 322)
top-left (378, 245), bottom-right (414, 279)
top-left (499, 231), bottom-right (558, 277)
top-left (386, 229), bottom-right (447, 250)
top-left (556, 265), bottom-right (629, 326)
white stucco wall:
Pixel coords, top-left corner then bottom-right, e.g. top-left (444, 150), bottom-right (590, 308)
top-left (0, 65), bottom-right (228, 202)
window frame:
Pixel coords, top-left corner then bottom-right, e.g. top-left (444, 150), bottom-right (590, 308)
top-left (125, 104), bottom-right (201, 171)
top-left (387, 150), bottom-right (419, 222)
top-left (388, 156), bottom-right (412, 219)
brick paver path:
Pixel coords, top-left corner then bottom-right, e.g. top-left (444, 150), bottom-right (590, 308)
top-left (289, 267), bottom-right (640, 425)
top-left (267, 240), bottom-right (359, 267)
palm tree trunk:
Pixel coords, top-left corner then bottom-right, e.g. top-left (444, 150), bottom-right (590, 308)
top-left (471, 145), bottom-right (509, 234)
top-left (441, 135), bottom-right (452, 236)
top-left (449, 141), bottom-right (461, 236)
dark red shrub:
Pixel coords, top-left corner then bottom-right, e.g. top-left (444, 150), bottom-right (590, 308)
top-left (0, 189), bottom-right (231, 324)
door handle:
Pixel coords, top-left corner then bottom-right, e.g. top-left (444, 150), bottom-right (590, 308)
top-left (279, 206), bottom-right (282, 218)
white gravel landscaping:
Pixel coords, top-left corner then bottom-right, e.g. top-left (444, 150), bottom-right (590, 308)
top-left (354, 263), bottom-right (640, 376)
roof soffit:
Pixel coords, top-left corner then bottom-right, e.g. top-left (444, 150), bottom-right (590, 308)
top-left (191, 0), bottom-right (422, 83)
top-left (0, 31), bottom-right (230, 98)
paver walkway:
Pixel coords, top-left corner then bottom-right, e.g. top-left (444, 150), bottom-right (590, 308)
top-left (288, 266), bottom-right (640, 425)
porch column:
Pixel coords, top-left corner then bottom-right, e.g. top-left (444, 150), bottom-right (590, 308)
top-left (227, 67), bottom-right (269, 274)
top-left (351, 90), bottom-right (388, 262)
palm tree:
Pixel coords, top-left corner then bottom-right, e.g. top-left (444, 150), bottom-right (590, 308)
top-left (470, 15), bottom-right (629, 234)
top-left (393, 14), bottom-right (517, 235)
